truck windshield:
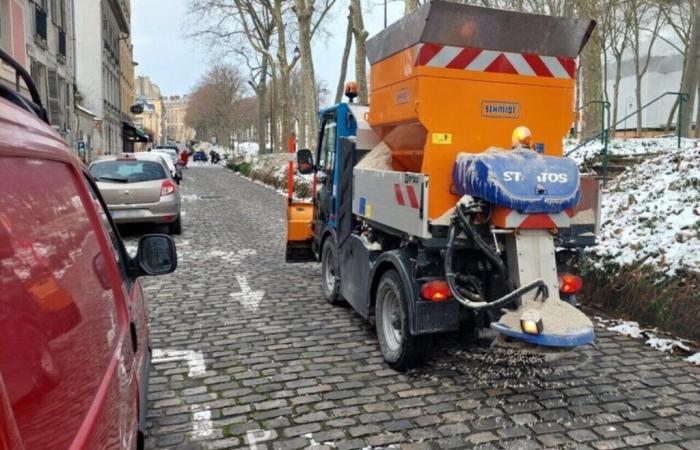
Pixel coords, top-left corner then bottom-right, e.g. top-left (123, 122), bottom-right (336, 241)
top-left (90, 160), bottom-right (167, 183)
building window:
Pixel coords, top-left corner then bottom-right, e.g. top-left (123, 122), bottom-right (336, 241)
top-left (34, 3), bottom-right (48, 43)
top-left (58, 29), bottom-right (66, 58)
top-left (30, 59), bottom-right (48, 107)
top-left (47, 69), bottom-right (63, 128)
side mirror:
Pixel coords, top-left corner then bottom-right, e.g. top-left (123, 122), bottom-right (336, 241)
top-left (296, 149), bottom-right (314, 175)
top-left (132, 234), bottom-right (177, 277)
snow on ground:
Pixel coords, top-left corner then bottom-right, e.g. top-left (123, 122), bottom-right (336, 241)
top-left (584, 140), bottom-right (700, 275)
top-left (687, 352), bottom-right (700, 365)
top-left (595, 317), bottom-right (694, 357)
top-left (565, 136), bottom-right (695, 166)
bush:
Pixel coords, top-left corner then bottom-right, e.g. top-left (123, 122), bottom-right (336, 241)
top-left (294, 181), bottom-right (311, 199)
top-left (580, 262), bottom-right (700, 341)
top-left (225, 160), bottom-right (237, 171)
top-left (236, 161), bottom-right (252, 177)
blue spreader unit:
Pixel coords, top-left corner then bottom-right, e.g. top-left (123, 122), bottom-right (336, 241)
top-left (452, 149), bottom-right (581, 214)
top-left (490, 322), bottom-right (595, 347)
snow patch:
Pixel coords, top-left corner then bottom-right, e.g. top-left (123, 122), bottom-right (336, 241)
top-left (598, 317), bottom-right (694, 359)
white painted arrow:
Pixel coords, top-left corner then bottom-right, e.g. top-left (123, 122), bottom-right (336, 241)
top-left (230, 274), bottom-right (265, 312)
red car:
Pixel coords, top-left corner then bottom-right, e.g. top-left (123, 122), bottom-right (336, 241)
top-left (0, 49), bottom-right (176, 449)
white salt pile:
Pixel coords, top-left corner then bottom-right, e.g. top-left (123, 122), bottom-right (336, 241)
top-left (356, 141), bottom-right (393, 170)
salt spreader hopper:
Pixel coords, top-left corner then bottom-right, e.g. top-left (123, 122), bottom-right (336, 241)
top-left (287, 1), bottom-right (600, 369)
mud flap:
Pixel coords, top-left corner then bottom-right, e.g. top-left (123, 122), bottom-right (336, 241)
top-left (285, 202), bottom-right (315, 262)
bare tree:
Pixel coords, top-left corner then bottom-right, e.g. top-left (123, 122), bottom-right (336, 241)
top-left (186, 65), bottom-right (246, 144)
top-left (628, 0), bottom-right (665, 134)
top-left (602, 0), bottom-right (632, 134)
top-left (577, 0), bottom-right (605, 140)
top-left (335, 8), bottom-right (353, 103)
top-left (678, 0), bottom-right (700, 137)
top-left (350, 0), bottom-right (369, 104)
top-left (294, 0), bottom-right (336, 149)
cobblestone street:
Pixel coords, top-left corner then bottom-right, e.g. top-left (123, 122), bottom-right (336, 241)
top-left (139, 166), bottom-right (700, 450)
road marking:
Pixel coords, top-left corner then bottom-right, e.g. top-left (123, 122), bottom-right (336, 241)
top-left (191, 408), bottom-right (213, 439)
top-left (246, 429), bottom-right (277, 450)
top-left (230, 274), bottom-right (265, 312)
top-left (152, 349), bottom-right (206, 377)
top-left (152, 349), bottom-right (212, 440)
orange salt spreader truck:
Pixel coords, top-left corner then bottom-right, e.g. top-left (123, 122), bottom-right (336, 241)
top-left (286, 1), bottom-right (601, 369)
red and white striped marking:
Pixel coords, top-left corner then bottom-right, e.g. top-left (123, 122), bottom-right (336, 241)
top-left (415, 43), bottom-right (576, 79)
top-left (394, 183), bottom-right (420, 209)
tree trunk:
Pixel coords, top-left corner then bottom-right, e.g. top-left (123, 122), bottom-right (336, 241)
top-left (611, 53), bottom-right (623, 135)
top-left (680, 0), bottom-right (700, 137)
top-left (335, 9), bottom-right (353, 104)
top-left (577, 0), bottom-right (604, 140)
top-left (350, 0), bottom-right (369, 105)
top-left (255, 57), bottom-right (269, 154)
top-left (295, 0), bottom-right (319, 150)
top-left (634, 76), bottom-right (643, 136)
top-left (271, 0), bottom-right (294, 152)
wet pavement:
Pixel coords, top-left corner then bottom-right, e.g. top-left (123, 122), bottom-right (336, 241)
top-left (134, 165), bottom-right (700, 450)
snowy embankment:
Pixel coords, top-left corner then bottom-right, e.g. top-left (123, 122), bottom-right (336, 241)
top-left (572, 139), bottom-right (700, 276)
top-left (224, 143), bottom-right (312, 201)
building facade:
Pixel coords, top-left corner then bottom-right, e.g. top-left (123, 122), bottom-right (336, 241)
top-left (164, 95), bottom-right (195, 144)
top-left (74, 0), bottom-right (129, 156)
top-left (1, 0), bottom-right (77, 146)
top-left (134, 75), bottom-right (164, 147)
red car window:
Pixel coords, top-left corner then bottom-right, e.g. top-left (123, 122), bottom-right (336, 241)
top-left (0, 156), bottom-right (126, 449)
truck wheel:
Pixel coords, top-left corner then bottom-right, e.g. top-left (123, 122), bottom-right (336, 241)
top-left (321, 237), bottom-right (342, 305)
top-left (375, 270), bottom-right (430, 370)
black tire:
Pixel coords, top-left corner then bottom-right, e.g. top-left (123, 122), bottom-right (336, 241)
top-left (320, 236), bottom-right (342, 305)
top-left (375, 270), bottom-right (431, 370)
top-left (169, 215), bottom-right (182, 235)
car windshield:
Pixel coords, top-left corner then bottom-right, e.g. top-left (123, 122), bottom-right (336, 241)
top-left (90, 160), bottom-right (167, 183)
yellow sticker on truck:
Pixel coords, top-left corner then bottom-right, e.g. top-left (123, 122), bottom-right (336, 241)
top-left (432, 133), bottom-right (452, 145)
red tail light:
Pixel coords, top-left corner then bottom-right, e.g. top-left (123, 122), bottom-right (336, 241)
top-left (559, 274), bottom-right (583, 294)
top-left (421, 280), bottom-right (452, 302)
top-left (160, 179), bottom-right (176, 197)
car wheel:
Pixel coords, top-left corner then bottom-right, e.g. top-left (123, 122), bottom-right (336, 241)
top-left (320, 237), bottom-right (343, 305)
top-left (375, 270), bottom-right (431, 370)
top-left (169, 215), bottom-right (182, 235)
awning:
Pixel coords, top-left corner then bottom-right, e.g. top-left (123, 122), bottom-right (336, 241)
top-left (122, 121), bottom-right (149, 143)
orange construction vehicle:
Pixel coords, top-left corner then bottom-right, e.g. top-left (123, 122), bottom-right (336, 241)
top-left (286, 1), bottom-right (600, 369)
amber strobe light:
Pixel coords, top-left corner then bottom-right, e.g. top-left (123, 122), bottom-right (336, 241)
top-left (559, 274), bottom-right (583, 294)
top-left (345, 81), bottom-right (358, 102)
top-left (420, 280), bottom-right (451, 302)
top-left (511, 126), bottom-right (532, 149)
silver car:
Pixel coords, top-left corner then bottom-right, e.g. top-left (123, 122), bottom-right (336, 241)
top-left (89, 153), bottom-right (182, 234)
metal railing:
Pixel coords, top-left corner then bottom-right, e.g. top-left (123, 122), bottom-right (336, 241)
top-left (566, 92), bottom-right (689, 185)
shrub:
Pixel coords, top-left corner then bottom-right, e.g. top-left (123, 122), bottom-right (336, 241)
top-left (294, 181), bottom-right (311, 199)
top-left (237, 161), bottom-right (252, 177)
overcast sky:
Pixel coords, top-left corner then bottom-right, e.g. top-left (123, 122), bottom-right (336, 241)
top-left (132, 0), bottom-right (406, 100)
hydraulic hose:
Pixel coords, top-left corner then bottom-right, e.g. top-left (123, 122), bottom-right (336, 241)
top-left (445, 203), bottom-right (545, 310)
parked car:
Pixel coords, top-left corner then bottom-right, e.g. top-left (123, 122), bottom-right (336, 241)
top-left (90, 153), bottom-right (183, 234)
top-left (193, 150), bottom-right (208, 162)
top-left (0, 47), bottom-right (177, 450)
top-left (150, 148), bottom-right (183, 182)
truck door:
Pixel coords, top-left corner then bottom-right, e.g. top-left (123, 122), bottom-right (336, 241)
top-left (315, 113), bottom-right (337, 234)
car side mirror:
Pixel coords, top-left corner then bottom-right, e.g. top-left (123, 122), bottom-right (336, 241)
top-left (296, 149), bottom-right (314, 175)
top-left (132, 234), bottom-right (177, 277)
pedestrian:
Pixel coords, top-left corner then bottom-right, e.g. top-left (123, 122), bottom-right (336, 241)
top-left (180, 149), bottom-right (189, 169)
